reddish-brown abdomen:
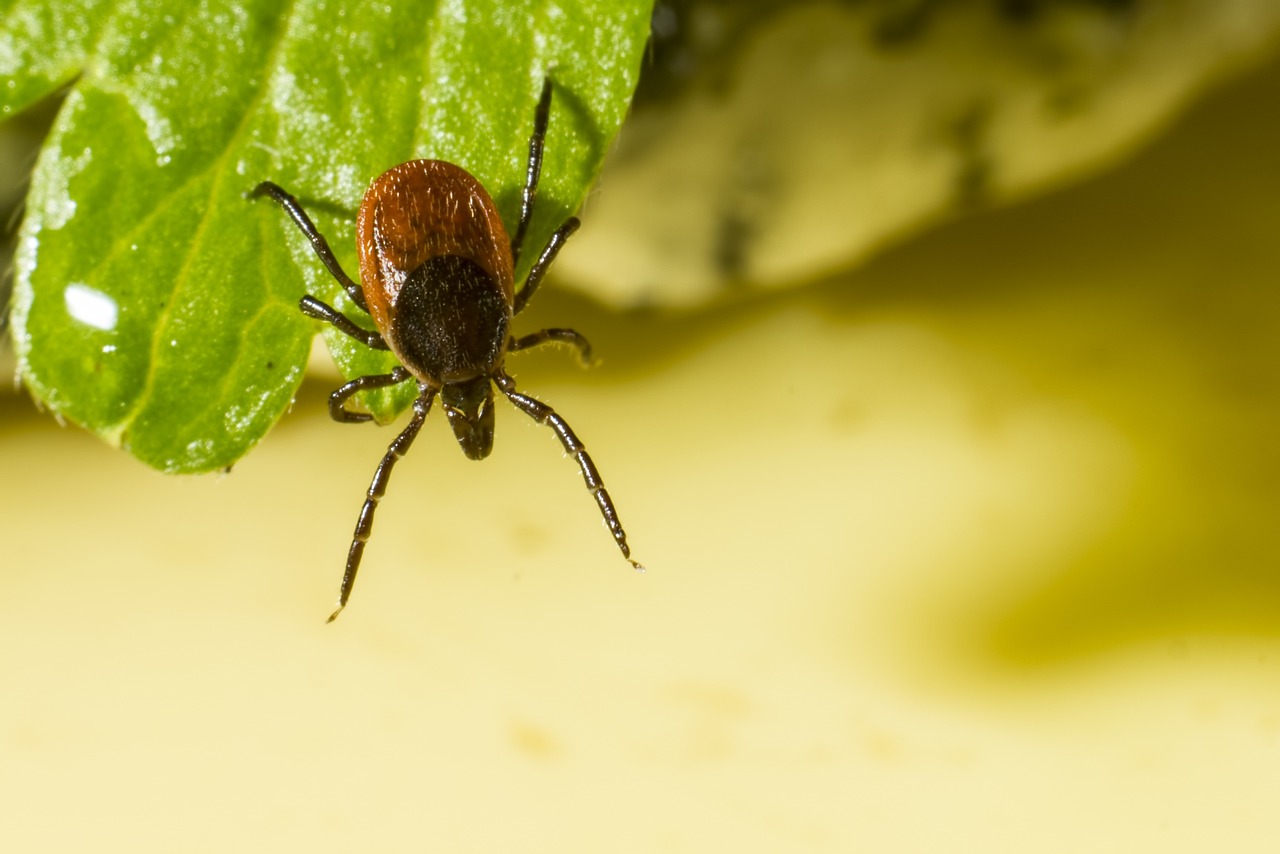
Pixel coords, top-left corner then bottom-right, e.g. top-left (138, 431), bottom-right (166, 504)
top-left (356, 160), bottom-right (515, 339)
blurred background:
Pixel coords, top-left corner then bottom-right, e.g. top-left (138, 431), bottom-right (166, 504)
top-left (3, 2), bottom-right (1280, 850)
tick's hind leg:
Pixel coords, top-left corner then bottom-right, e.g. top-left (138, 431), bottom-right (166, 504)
top-left (512, 217), bottom-right (580, 315)
top-left (511, 78), bottom-right (555, 268)
top-left (494, 373), bottom-right (641, 570)
top-left (507, 79), bottom-right (581, 314)
top-left (248, 181), bottom-right (368, 311)
top-left (508, 328), bottom-right (595, 366)
top-left (328, 387), bottom-right (437, 622)
top-left (300, 295), bottom-right (389, 350)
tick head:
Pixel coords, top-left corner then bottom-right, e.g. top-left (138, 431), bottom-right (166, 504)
top-left (441, 375), bottom-right (496, 460)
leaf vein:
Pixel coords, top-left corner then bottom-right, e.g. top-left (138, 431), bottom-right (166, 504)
top-left (116, 1), bottom-right (304, 443)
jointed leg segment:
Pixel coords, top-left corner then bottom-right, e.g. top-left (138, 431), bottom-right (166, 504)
top-left (508, 328), bottom-right (595, 365)
top-left (513, 217), bottom-right (580, 315)
top-left (495, 373), bottom-right (641, 569)
top-left (511, 78), bottom-right (555, 268)
top-left (248, 181), bottom-right (368, 312)
top-left (326, 368), bottom-right (413, 423)
top-left (300, 295), bottom-right (389, 350)
top-left (328, 387), bottom-right (437, 622)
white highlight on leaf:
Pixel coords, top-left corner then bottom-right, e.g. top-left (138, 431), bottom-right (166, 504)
top-left (43, 113), bottom-right (94, 231)
top-left (64, 282), bottom-right (119, 332)
top-left (129, 91), bottom-right (177, 162)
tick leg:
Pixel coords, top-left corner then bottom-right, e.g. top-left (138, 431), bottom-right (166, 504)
top-left (300, 295), bottom-right (389, 350)
top-left (494, 373), bottom-right (641, 570)
top-left (327, 367), bottom-right (413, 423)
top-left (511, 78), bottom-right (555, 268)
top-left (513, 217), bottom-right (580, 315)
top-left (249, 180), bottom-right (368, 312)
top-left (328, 387), bottom-right (436, 622)
top-left (508, 328), bottom-right (595, 366)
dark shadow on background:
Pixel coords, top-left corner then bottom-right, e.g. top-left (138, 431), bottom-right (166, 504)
top-left (829, 52), bottom-right (1280, 670)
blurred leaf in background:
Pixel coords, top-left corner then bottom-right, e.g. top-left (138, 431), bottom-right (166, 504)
top-left (560, 0), bottom-right (1280, 306)
top-left (0, 0), bottom-right (652, 473)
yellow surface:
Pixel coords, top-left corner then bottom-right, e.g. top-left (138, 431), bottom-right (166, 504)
top-left (3, 58), bottom-right (1280, 852)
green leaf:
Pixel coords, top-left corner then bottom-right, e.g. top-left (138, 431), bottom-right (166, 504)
top-left (3, 0), bottom-right (652, 473)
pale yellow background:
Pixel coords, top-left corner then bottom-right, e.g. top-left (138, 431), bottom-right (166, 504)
top-left (2, 56), bottom-right (1279, 852)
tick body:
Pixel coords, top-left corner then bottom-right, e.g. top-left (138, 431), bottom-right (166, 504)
top-left (250, 80), bottom-right (641, 621)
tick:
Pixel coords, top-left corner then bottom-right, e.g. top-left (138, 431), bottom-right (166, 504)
top-left (250, 79), bottom-right (641, 621)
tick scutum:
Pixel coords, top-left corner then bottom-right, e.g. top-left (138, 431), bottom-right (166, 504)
top-left (391, 254), bottom-right (510, 384)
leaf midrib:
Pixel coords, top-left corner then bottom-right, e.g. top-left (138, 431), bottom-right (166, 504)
top-left (116, 0), bottom-right (303, 441)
